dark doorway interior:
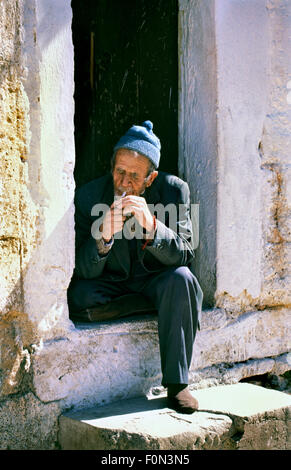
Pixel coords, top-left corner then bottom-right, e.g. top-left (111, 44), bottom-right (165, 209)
top-left (71, 0), bottom-right (178, 188)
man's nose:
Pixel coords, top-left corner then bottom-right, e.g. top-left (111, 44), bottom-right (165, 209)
top-left (121, 174), bottom-right (132, 186)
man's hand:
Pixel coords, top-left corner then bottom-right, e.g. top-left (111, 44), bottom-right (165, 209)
top-left (121, 195), bottom-right (155, 235)
top-left (101, 198), bottom-right (127, 241)
top-left (101, 195), bottom-right (155, 242)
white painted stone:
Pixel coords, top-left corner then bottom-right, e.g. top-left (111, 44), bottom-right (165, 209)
top-left (192, 308), bottom-right (291, 370)
top-left (195, 383), bottom-right (291, 417)
top-left (215, 0), bottom-right (269, 298)
top-left (59, 395), bottom-right (234, 450)
top-left (178, 0), bottom-right (218, 304)
top-left (32, 308), bottom-right (291, 410)
top-left (32, 316), bottom-right (161, 408)
top-left (58, 383), bottom-right (291, 450)
top-left (21, 0), bottom-right (75, 339)
top-left (1, 0), bottom-right (290, 450)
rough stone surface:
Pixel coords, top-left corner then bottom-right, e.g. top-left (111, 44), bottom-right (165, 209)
top-left (178, 0), bottom-right (218, 305)
top-left (0, 0), bottom-right (290, 452)
top-left (0, 0), bottom-right (32, 318)
top-left (259, 0), bottom-right (291, 307)
top-left (58, 383), bottom-right (291, 450)
top-left (0, 0), bottom-right (37, 399)
top-left (196, 383), bottom-right (291, 450)
top-left (215, 0), bottom-right (291, 311)
top-left (59, 396), bottom-right (235, 450)
top-left (192, 308), bottom-right (291, 370)
top-left (32, 316), bottom-right (161, 409)
top-left (21, 0), bottom-right (75, 340)
top-left (189, 354), bottom-right (291, 391)
top-left (179, 0), bottom-right (291, 312)
top-left (215, 0), bottom-right (268, 302)
top-left (0, 0), bottom-right (75, 398)
top-left (32, 308), bottom-right (291, 410)
top-left (0, 392), bottom-right (60, 450)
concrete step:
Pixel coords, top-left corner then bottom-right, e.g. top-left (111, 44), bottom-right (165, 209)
top-left (58, 383), bottom-right (291, 450)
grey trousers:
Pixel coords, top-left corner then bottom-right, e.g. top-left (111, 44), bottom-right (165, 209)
top-left (68, 266), bottom-right (199, 387)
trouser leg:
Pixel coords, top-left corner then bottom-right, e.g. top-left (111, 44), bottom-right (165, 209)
top-left (67, 267), bottom-right (200, 388)
top-left (141, 266), bottom-right (199, 387)
top-left (67, 277), bottom-right (129, 313)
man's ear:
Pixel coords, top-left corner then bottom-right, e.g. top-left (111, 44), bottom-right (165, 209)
top-left (146, 170), bottom-right (158, 188)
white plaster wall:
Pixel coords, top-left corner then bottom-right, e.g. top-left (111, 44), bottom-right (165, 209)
top-left (215, 0), bottom-right (291, 310)
top-left (215, 0), bottom-right (270, 298)
top-left (259, 0), bottom-right (291, 302)
top-left (178, 0), bottom-right (218, 305)
top-left (22, 0), bottom-right (75, 339)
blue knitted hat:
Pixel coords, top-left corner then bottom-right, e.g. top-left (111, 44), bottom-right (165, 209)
top-left (113, 120), bottom-right (161, 168)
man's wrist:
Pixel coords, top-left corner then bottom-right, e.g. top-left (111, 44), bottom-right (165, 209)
top-left (99, 223), bottom-right (112, 243)
top-left (96, 236), bottom-right (114, 255)
top-left (142, 215), bottom-right (157, 250)
top-left (102, 235), bottom-right (112, 243)
top-left (144, 215), bottom-right (156, 239)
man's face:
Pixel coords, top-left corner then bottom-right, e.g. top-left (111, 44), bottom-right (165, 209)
top-left (112, 149), bottom-right (158, 196)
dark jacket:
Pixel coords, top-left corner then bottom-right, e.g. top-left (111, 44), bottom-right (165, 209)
top-left (73, 171), bottom-right (196, 281)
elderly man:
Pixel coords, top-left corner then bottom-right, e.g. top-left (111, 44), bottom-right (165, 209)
top-left (68, 121), bottom-right (203, 414)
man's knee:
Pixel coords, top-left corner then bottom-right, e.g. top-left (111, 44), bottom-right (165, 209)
top-left (164, 266), bottom-right (194, 288)
top-left (150, 266), bottom-right (196, 302)
top-left (67, 279), bottom-right (99, 311)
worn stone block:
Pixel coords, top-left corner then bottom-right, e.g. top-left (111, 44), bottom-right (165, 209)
top-left (58, 383), bottom-right (291, 450)
top-left (196, 383), bottom-right (291, 450)
top-left (0, 310), bottom-right (38, 398)
top-left (59, 395), bottom-right (235, 450)
top-left (0, 1), bottom-right (22, 64)
top-left (0, 392), bottom-right (60, 450)
top-left (31, 308), bottom-right (291, 410)
top-left (0, 239), bottom-right (21, 313)
top-left (192, 308), bottom-right (291, 370)
top-left (32, 316), bottom-right (161, 409)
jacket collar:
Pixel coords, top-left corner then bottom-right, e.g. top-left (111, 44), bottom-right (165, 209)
top-left (143, 175), bottom-right (161, 205)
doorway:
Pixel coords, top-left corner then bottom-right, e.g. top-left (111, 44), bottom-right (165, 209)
top-left (71, 0), bottom-right (179, 188)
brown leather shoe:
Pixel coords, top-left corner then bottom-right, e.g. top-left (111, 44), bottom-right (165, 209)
top-left (167, 384), bottom-right (199, 414)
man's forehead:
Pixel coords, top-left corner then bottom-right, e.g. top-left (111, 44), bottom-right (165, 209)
top-left (115, 149), bottom-right (150, 170)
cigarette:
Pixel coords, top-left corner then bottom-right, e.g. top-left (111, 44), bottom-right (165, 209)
top-left (121, 191), bottom-right (127, 197)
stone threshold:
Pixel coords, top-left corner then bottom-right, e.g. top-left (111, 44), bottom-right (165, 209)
top-left (32, 307), bottom-right (291, 411)
top-left (58, 383), bottom-right (291, 450)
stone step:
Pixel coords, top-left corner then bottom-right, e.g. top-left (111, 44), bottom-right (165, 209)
top-left (58, 383), bottom-right (291, 450)
top-left (32, 309), bottom-right (291, 412)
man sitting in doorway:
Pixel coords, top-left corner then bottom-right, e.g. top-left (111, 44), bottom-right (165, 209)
top-left (68, 121), bottom-right (203, 414)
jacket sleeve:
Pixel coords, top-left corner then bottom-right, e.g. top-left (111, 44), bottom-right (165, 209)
top-left (74, 189), bottom-right (109, 279)
top-left (144, 181), bottom-right (195, 267)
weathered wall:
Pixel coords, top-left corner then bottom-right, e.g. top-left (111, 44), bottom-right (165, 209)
top-left (259, 0), bottom-right (291, 309)
top-left (215, 0), bottom-right (267, 303)
top-left (178, 0), bottom-right (218, 306)
top-left (21, 0), bottom-right (75, 338)
top-left (31, 308), bottom-right (291, 412)
top-left (0, 0), bottom-right (290, 450)
top-left (0, 0), bottom-right (75, 449)
top-left (179, 0), bottom-right (291, 314)
top-left (214, 0), bottom-right (291, 313)
top-left (177, 0), bottom-right (291, 411)
top-left (0, 0), bottom-right (36, 400)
